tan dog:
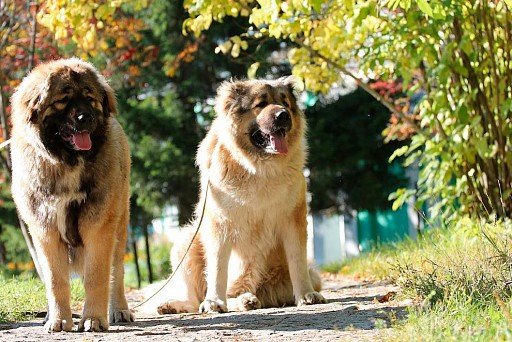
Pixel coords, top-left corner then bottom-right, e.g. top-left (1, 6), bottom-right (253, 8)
top-left (155, 77), bottom-right (326, 314)
top-left (10, 58), bottom-right (133, 332)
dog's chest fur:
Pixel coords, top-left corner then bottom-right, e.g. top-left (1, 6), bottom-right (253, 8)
top-left (29, 158), bottom-right (87, 246)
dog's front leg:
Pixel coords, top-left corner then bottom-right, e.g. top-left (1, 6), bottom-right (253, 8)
top-left (199, 227), bottom-right (231, 313)
top-left (78, 227), bottom-right (115, 332)
top-left (283, 202), bottom-right (327, 306)
top-left (109, 215), bottom-right (134, 324)
top-left (33, 228), bottom-right (74, 332)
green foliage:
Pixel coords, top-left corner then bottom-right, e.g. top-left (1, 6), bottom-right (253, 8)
top-left (319, 261), bottom-right (344, 275)
top-left (0, 172), bottom-right (30, 266)
top-left (183, 0), bottom-right (512, 222)
top-left (119, 91), bottom-right (190, 217)
top-left (0, 226), bottom-right (31, 265)
top-left (124, 238), bottom-right (171, 288)
top-left (392, 219), bottom-right (512, 341)
top-left (307, 88), bottom-right (408, 212)
top-left (38, 0), bottom-right (148, 56)
top-left (115, 0), bottom-right (293, 224)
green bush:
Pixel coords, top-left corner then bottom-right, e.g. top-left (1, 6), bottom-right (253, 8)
top-left (125, 237), bottom-right (171, 289)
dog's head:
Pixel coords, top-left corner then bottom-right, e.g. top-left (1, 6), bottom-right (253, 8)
top-left (214, 77), bottom-right (305, 158)
top-left (11, 58), bottom-right (116, 161)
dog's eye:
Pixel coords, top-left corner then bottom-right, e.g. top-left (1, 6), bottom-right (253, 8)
top-left (255, 101), bottom-right (268, 109)
top-left (86, 96), bottom-right (95, 102)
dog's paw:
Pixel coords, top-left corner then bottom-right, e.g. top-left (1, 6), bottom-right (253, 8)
top-left (199, 298), bottom-right (228, 313)
top-left (110, 309), bottom-right (135, 324)
top-left (297, 291), bottom-right (327, 306)
top-left (78, 317), bottom-right (109, 332)
top-left (237, 292), bottom-right (262, 311)
top-left (44, 317), bottom-right (74, 332)
top-left (157, 300), bottom-right (196, 315)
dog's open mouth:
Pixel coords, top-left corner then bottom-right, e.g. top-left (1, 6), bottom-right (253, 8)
top-left (60, 127), bottom-right (92, 151)
top-left (251, 128), bottom-right (288, 154)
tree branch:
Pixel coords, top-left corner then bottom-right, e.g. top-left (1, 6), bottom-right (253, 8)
top-left (296, 42), bottom-right (422, 133)
top-left (28, 1), bottom-right (38, 71)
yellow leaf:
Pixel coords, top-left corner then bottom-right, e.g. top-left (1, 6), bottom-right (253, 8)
top-left (231, 43), bottom-right (240, 58)
top-left (5, 45), bottom-right (16, 57)
top-left (100, 40), bottom-right (109, 50)
top-left (247, 62), bottom-right (260, 79)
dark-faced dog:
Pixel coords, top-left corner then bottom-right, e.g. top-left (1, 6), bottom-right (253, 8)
top-left (10, 58), bottom-right (133, 332)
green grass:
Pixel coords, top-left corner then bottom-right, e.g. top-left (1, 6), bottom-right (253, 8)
top-left (0, 238), bottom-right (171, 323)
top-left (321, 233), bottom-right (434, 280)
top-left (334, 217), bottom-right (512, 341)
top-left (0, 274), bottom-right (85, 323)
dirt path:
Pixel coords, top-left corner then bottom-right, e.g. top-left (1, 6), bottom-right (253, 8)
top-left (0, 276), bottom-right (410, 341)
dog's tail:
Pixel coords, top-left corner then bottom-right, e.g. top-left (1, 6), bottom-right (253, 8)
top-left (134, 279), bottom-right (176, 316)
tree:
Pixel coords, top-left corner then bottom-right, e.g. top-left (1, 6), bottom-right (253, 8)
top-left (307, 87), bottom-right (408, 213)
top-left (183, 0), bottom-right (512, 221)
top-left (0, 0), bottom-right (64, 277)
top-left (114, 0), bottom-right (291, 225)
top-left (0, 0), bottom-right (150, 275)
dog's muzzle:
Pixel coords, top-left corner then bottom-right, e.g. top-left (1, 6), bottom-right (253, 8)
top-left (250, 109), bottom-right (292, 154)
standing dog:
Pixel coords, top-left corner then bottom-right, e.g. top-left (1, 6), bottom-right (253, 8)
top-left (156, 77), bottom-right (326, 314)
top-left (10, 58), bottom-right (133, 332)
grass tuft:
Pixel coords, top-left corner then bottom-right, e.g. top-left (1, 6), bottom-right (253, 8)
top-left (0, 275), bottom-right (85, 323)
top-left (338, 217), bottom-right (512, 341)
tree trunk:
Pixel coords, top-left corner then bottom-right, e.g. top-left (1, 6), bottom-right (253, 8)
top-left (178, 195), bottom-right (195, 227)
top-left (28, 2), bottom-right (38, 71)
top-left (0, 224), bottom-right (6, 264)
top-left (130, 230), bottom-right (141, 289)
top-left (142, 224), bottom-right (153, 284)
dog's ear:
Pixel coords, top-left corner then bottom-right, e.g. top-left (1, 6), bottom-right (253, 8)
top-left (11, 70), bottom-right (50, 124)
top-left (98, 76), bottom-right (117, 116)
top-left (215, 79), bottom-right (249, 115)
top-left (278, 75), bottom-right (300, 101)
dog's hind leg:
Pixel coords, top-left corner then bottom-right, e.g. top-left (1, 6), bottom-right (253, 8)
top-left (254, 266), bottom-right (322, 308)
top-left (227, 268), bottom-right (262, 311)
top-left (254, 264), bottom-right (295, 308)
top-left (157, 228), bottom-right (206, 314)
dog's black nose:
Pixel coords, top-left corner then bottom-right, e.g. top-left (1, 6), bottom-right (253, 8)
top-left (76, 112), bottom-right (94, 131)
top-left (275, 109), bottom-right (291, 128)
top-left (77, 112), bottom-right (93, 126)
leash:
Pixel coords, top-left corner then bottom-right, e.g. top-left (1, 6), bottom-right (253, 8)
top-left (130, 179), bottom-right (210, 310)
top-left (2, 134), bottom-right (203, 311)
top-left (0, 139), bottom-right (10, 150)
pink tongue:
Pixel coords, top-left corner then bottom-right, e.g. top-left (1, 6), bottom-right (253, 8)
top-left (72, 132), bottom-right (92, 151)
top-left (270, 134), bottom-right (288, 154)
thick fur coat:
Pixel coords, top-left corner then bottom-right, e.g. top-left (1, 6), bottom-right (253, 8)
top-left (152, 77), bottom-right (326, 314)
top-left (10, 58), bottom-right (133, 332)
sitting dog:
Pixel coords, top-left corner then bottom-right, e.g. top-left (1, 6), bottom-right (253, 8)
top-left (154, 77), bottom-right (326, 314)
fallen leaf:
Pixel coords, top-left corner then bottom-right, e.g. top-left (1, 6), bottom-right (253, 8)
top-left (378, 291), bottom-right (396, 303)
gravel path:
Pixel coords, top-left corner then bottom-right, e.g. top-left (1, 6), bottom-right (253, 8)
top-left (0, 276), bottom-right (410, 341)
